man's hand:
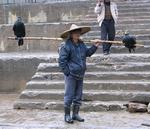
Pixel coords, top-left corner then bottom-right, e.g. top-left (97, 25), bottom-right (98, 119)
top-left (94, 42), bottom-right (100, 47)
top-left (91, 39), bottom-right (102, 47)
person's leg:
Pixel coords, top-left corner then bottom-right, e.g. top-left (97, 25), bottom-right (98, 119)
top-left (18, 37), bottom-right (24, 46)
top-left (108, 20), bottom-right (116, 46)
top-left (64, 75), bottom-right (76, 124)
top-left (72, 79), bottom-right (84, 122)
top-left (101, 21), bottom-right (109, 54)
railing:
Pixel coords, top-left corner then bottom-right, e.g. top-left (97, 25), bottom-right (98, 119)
top-left (0, 0), bottom-right (87, 4)
top-left (0, 0), bottom-right (37, 4)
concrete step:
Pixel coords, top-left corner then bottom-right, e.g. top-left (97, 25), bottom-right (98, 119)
top-left (90, 5), bottom-right (150, 11)
top-left (84, 16), bottom-right (150, 21)
top-left (19, 89), bottom-right (150, 102)
top-left (87, 54), bottom-right (150, 63)
top-left (69, 20), bottom-right (150, 26)
top-left (90, 23), bottom-right (150, 31)
top-left (86, 12), bottom-right (150, 18)
top-left (88, 10), bottom-right (150, 17)
top-left (83, 34), bottom-right (150, 40)
top-left (37, 62), bottom-right (150, 72)
top-left (95, 45), bottom-right (150, 54)
top-left (68, 21), bottom-right (150, 30)
top-left (32, 71), bottom-right (150, 81)
top-left (70, 18), bottom-right (150, 24)
top-left (26, 80), bottom-right (150, 92)
top-left (14, 99), bottom-right (126, 111)
top-left (66, 54), bottom-right (150, 63)
top-left (91, 2), bottom-right (150, 7)
top-left (86, 29), bottom-right (150, 37)
top-left (88, 7), bottom-right (150, 14)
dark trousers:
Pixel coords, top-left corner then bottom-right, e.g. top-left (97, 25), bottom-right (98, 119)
top-left (64, 75), bottom-right (83, 107)
top-left (101, 19), bottom-right (116, 53)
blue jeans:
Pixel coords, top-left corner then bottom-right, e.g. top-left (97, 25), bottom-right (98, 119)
top-left (101, 19), bottom-right (116, 53)
top-left (64, 75), bottom-right (83, 107)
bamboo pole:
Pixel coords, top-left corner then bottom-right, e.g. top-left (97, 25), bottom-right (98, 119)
top-left (8, 37), bottom-right (144, 47)
top-left (90, 39), bottom-right (144, 47)
top-left (8, 37), bottom-right (63, 41)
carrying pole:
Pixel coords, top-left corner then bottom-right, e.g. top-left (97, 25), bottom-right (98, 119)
top-left (8, 37), bottom-right (144, 47)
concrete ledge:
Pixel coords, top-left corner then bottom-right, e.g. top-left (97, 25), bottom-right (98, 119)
top-left (0, 52), bottom-right (58, 92)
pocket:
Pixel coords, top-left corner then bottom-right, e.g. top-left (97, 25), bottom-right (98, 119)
top-left (69, 63), bottom-right (82, 74)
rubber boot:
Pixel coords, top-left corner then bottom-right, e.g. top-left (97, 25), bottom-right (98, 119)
top-left (64, 106), bottom-right (74, 124)
top-left (72, 105), bottom-right (84, 122)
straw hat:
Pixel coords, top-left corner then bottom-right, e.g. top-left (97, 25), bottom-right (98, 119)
top-left (60, 24), bottom-right (91, 39)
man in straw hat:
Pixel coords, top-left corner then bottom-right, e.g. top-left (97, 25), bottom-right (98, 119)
top-left (59, 24), bottom-right (100, 124)
top-left (95, 0), bottom-right (118, 55)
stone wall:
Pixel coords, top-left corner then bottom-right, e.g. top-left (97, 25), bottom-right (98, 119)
top-left (0, 53), bottom-right (57, 92)
top-left (0, 1), bottom-right (90, 24)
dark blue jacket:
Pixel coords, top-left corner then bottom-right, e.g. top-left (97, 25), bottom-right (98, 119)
top-left (59, 39), bottom-right (97, 79)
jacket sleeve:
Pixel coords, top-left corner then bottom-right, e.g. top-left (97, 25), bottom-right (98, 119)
top-left (86, 45), bottom-right (98, 57)
top-left (114, 3), bottom-right (118, 18)
top-left (58, 44), bottom-right (70, 76)
top-left (94, 4), bottom-right (102, 14)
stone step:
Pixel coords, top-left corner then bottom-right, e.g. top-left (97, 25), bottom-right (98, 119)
top-left (14, 99), bottom-right (126, 111)
top-left (32, 71), bottom-right (150, 81)
top-left (19, 89), bottom-right (150, 102)
top-left (89, 23), bottom-right (150, 31)
top-left (69, 21), bottom-right (150, 30)
top-left (88, 7), bottom-right (150, 17)
top-left (52, 54), bottom-right (150, 63)
top-left (70, 17), bottom-right (150, 23)
top-left (90, 5), bottom-right (150, 11)
top-left (86, 12), bottom-right (150, 18)
top-left (86, 29), bottom-right (150, 37)
top-left (88, 7), bottom-right (150, 14)
top-left (96, 45), bottom-right (150, 53)
top-left (37, 62), bottom-right (150, 72)
top-left (87, 54), bottom-right (150, 63)
top-left (83, 34), bottom-right (150, 40)
top-left (26, 80), bottom-right (150, 92)
top-left (84, 16), bottom-right (150, 21)
top-left (91, 2), bottom-right (150, 7)
top-left (86, 39), bottom-right (148, 45)
top-left (73, 19), bottom-right (150, 26)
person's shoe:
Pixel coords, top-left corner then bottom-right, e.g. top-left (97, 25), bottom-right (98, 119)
top-left (72, 105), bottom-right (84, 122)
top-left (64, 107), bottom-right (74, 124)
top-left (103, 51), bottom-right (110, 55)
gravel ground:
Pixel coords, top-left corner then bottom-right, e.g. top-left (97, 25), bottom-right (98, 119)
top-left (0, 94), bottom-right (149, 129)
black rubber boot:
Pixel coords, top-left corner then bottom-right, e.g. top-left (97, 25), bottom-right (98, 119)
top-left (64, 107), bottom-right (74, 124)
top-left (72, 105), bottom-right (84, 122)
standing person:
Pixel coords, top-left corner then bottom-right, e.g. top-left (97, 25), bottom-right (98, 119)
top-left (95, 0), bottom-right (118, 55)
top-left (13, 17), bottom-right (26, 46)
top-left (59, 24), bottom-right (99, 124)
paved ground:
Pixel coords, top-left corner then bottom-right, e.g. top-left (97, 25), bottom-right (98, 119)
top-left (0, 94), bottom-right (150, 129)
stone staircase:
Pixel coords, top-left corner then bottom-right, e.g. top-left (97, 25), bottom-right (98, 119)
top-left (14, 0), bottom-right (150, 111)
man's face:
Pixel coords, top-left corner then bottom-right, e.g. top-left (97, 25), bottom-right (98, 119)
top-left (71, 29), bottom-right (81, 41)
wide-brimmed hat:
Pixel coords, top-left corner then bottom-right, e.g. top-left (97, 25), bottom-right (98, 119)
top-left (60, 24), bottom-right (91, 39)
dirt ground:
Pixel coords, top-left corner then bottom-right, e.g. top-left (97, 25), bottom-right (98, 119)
top-left (0, 94), bottom-right (149, 129)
